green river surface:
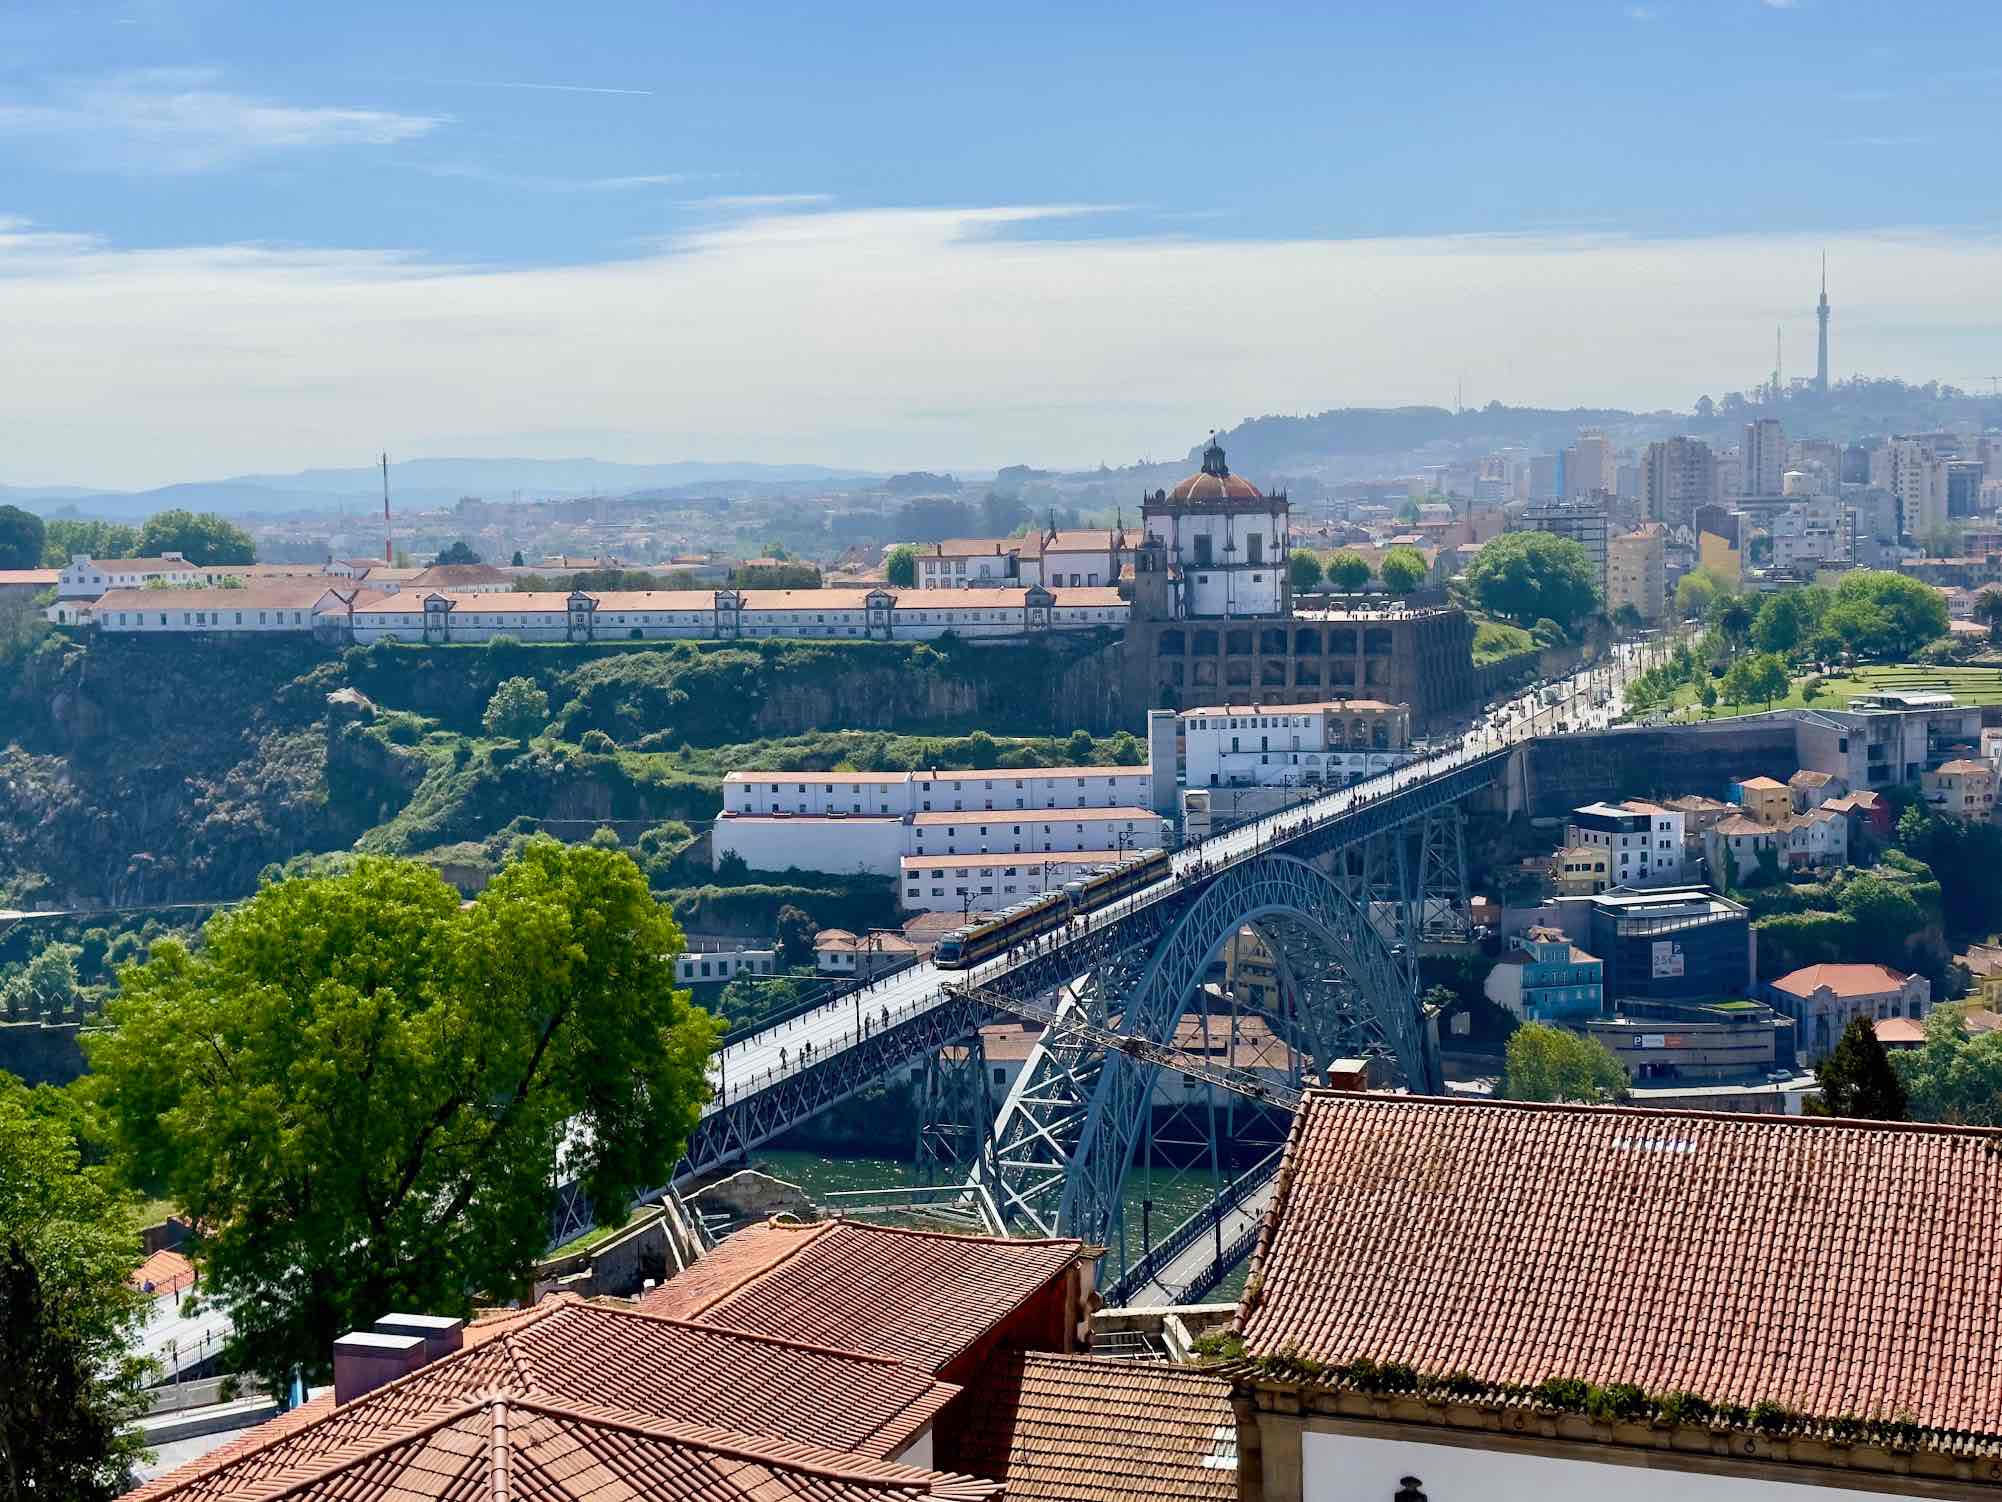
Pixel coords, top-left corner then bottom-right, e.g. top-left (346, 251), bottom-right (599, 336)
top-left (752, 1148), bottom-right (1250, 1301)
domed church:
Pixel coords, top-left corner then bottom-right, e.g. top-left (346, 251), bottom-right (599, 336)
top-left (1133, 433), bottom-right (1291, 620)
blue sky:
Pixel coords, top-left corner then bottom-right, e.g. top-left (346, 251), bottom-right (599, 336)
top-left (1, 1), bottom-right (1998, 486)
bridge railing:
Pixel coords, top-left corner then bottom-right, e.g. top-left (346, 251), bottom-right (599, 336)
top-left (1105, 1145), bottom-right (1283, 1306)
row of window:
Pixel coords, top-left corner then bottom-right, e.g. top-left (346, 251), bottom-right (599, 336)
top-left (111, 610), bottom-right (307, 626)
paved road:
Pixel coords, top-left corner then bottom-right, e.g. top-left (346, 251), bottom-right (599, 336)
top-left (1125, 1177), bottom-right (1278, 1308)
top-left (700, 634), bottom-right (1679, 1114)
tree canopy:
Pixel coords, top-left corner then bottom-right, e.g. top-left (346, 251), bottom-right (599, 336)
top-left (435, 540), bottom-right (481, 566)
top-left (775, 904), bottom-right (817, 965)
top-left (1287, 548), bottom-right (1323, 592)
top-left (1892, 1006), bottom-right (2002, 1125)
top-left (135, 509), bottom-right (256, 566)
top-left (0, 505), bottom-right (45, 570)
top-left (1819, 570), bottom-right (1949, 661)
top-left (483, 676), bottom-right (550, 741)
top-left (1324, 551), bottom-right (1371, 593)
top-left (0, 1078), bottom-right (152, 1498)
top-left (1975, 588), bottom-right (2002, 645)
top-left (1460, 531), bottom-right (1599, 629)
top-left (1378, 546), bottom-right (1429, 596)
top-left (883, 544), bottom-right (917, 588)
top-left (86, 845), bottom-right (717, 1388)
top-left (1810, 1016), bottom-right (1908, 1120)
top-left (1500, 1023), bottom-right (1626, 1103)
top-left (40, 519), bottom-right (138, 566)
top-left (1674, 567), bottom-right (1728, 621)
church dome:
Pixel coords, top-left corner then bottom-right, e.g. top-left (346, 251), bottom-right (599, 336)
top-left (1165, 436), bottom-right (1267, 504)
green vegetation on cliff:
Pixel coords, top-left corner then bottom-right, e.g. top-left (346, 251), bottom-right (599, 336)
top-left (0, 630), bottom-right (1135, 915)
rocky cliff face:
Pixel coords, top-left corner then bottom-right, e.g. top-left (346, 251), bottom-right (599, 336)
top-left (0, 629), bottom-right (1138, 907)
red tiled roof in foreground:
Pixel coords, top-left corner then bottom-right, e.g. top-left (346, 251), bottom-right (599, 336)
top-left (944, 1353), bottom-right (1235, 1502)
top-left (165, 1392), bottom-right (998, 1502)
top-left (130, 1295), bottom-right (958, 1501)
top-left (639, 1218), bottom-right (1085, 1374)
top-left (1240, 1093), bottom-right (2002, 1440)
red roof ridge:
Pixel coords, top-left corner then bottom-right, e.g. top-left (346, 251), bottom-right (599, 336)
top-left (1295, 1086), bottom-right (2002, 1142)
top-left (221, 1388), bottom-right (987, 1502)
top-left (813, 1217), bottom-right (1087, 1251)
top-left (584, 1285), bottom-right (945, 1369)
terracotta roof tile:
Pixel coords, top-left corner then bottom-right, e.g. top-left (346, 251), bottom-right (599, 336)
top-left (129, 1295), bottom-right (957, 1501)
top-left (1770, 962), bottom-right (1911, 999)
top-left (156, 1391), bottom-right (999, 1502)
top-left (638, 1220), bottom-right (1084, 1374)
top-left (942, 1353), bottom-right (1234, 1502)
top-left (131, 1247), bottom-right (196, 1298)
top-left (1240, 1093), bottom-right (2002, 1438)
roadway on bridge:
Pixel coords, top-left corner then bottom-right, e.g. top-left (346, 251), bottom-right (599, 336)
top-left (699, 635), bottom-right (1671, 1122)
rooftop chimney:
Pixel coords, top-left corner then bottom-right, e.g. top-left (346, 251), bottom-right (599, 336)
top-left (332, 1331), bottom-right (428, 1405)
top-left (1325, 1058), bottom-right (1371, 1092)
top-left (331, 1313), bottom-right (466, 1404)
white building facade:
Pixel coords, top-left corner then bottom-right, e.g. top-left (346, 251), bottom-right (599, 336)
top-left (1564, 800), bottom-right (1686, 886)
top-left (1138, 437), bottom-right (1289, 619)
top-left (900, 850), bottom-right (1141, 913)
top-left (722, 766), bottom-right (1160, 818)
top-left (1182, 701), bottom-right (1413, 791)
top-left (341, 586), bottom-right (1127, 644)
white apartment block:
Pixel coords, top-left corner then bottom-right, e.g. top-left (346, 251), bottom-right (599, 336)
top-left (341, 587), bottom-right (1126, 644)
top-left (1771, 495), bottom-right (1850, 570)
top-left (914, 541), bottom-right (1023, 589)
top-left (711, 806), bottom-right (1167, 878)
top-left (1565, 800), bottom-right (1686, 886)
top-left (722, 766), bottom-right (1161, 818)
top-left (1743, 418), bottom-right (1786, 498)
top-left (1606, 524), bottom-right (1666, 622)
top-left (84, 584), bottom-right (350, 633)
top-left (911, 529), bottom-right (1125, 591)
top-left (900, 850), bottom-right (1142, 913)
top-left (56, 553), bottom-right (200, 599)
top-left (1182, 700), bottom-right (1413, 790)
top-left (672, 948), bottom-right (776, 985)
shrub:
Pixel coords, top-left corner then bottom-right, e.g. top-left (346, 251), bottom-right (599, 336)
top-left (579, 729), bottom-right (615, 754)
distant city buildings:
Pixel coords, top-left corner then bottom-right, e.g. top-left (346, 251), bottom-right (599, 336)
top-left (1641, 437), bottom-right (1714, 530)
top-left (1605, 522), bottom-right (1665, 621)
top-left (1518, 497), bottom-right (1609, 596)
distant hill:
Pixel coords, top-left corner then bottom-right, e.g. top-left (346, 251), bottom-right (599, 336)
top-left (8, 458), bottom-right (885, 520)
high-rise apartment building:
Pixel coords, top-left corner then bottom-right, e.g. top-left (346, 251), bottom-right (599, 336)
top-left (1887, 439), bottom-right (1946, 540)
top-left (1606, 523), bottom-right (1666, 623)
top-left (1521, 497), bottom-right (1610, 599)
top-left (1772, 496), bottom-right (1849, 570)
top-left (1528, 453), bottom-right (1560, 500)
top-left (1743, 418), bottom-right (1786, 498)
top-left (1947, 460), bottom-right (1985, 520)
top-left (1565, 431), bottom-right (1615, 499)
top-left (1641, 437), bottom-right (1715, 530)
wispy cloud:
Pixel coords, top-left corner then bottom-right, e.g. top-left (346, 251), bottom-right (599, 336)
top-left (2, 207), bottom-right (1997, 487)
top-left (424, 163), bottom-right (698, 192)
top-left (0, 68), bottom-right (445, 172)
top-left (1836, 134), bottom-right (1930, 147)
top-left (1625, 5), bottom-right (1662, 21)
top-left (684, 193), bottom-right (835, 210)
top-left (391, 77), bottom-right (655, 98)
top-left (1761, 0), bottom-right (1799, 9)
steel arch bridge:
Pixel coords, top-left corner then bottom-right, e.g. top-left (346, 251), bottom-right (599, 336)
top-left (954, 786), bottom-right (1479, 1293)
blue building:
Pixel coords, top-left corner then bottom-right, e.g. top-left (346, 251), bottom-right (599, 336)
top-left (1483, 926), bottom-right (1605, 1023)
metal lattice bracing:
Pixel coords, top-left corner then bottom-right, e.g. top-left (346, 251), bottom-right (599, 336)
top-left (913, 1031), bottom-right (996, 1190)
top-left (1417, 806), bottom-right (1472, 942)
top-left (979, 852), bottom-right (1432, 1281)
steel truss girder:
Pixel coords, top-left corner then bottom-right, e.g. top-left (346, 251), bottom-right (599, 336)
top-left (981, 852), bottom-right (1434, 1263)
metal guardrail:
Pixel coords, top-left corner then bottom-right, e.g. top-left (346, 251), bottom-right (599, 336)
top-left (1105, 1146), bottom-right (1282, 1306)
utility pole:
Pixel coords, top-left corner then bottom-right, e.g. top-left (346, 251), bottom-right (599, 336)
top-left (381, 453), bottom-right (393, 564)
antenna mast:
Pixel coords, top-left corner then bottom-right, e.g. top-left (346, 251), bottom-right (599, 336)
top-left (381, 453), bottom-right (392, 564)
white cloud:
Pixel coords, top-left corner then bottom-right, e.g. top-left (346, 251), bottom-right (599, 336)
top-left (0, 68), bottom-right (446, 172)
top-left (0, 206), bottom-right (1996, 488)
top-left (684, 193), bottom-right (836, 210)
top-left (1625, 5), bottom-right (1662, 21)
top-left (1762, 0), bottom-right (1799, 8)
top-left (424, 163), bottom-right (698, 192)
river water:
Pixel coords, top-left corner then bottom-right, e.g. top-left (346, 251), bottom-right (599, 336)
top-left (753, 1148), bottom-right (1249, 1300)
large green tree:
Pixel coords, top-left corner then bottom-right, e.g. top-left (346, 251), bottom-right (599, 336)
top-left (0, 1078), bottom-right (151, 1499)
top-left (41, 519), bottom-right (139, 566)
top-left (1461, 531), bottom-right (1599, 630)
top-left (86, 845), bottom-right (717, 1389)
top-left (1378, 546), bottom-right (1429, 596)
top-left (136, 509), bottom-right (255, 566)
top-left (1811, 1016), bottom-right (1909, 1120)
top-left (1287, 548), bottom-right (1323, 593)
top-left (1893, 1006), bottom-right (2002, 1125)
top-left (883, 544), bottom-right (917, 588)
top-left (434, 540), bottom-right (481, 566)
top-left (1500, 1023), bottom-right (1626, 1103)
top-left (1674, 567), bottom-right (1725, 621)
top-left (0, 505), bottom-right (45, 570)
top-left (1824, 570), bottom-right (1949, 660)
top-left (483, 676), bottom-right (550, 741)
top-left (1325, 551), bottom-right (1372, 593)
top-left (1975, 588), bottom-right (2002, 645)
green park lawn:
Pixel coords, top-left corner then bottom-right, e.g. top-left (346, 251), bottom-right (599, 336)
top-left (1664, 663), bottom-right (2002, 719)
